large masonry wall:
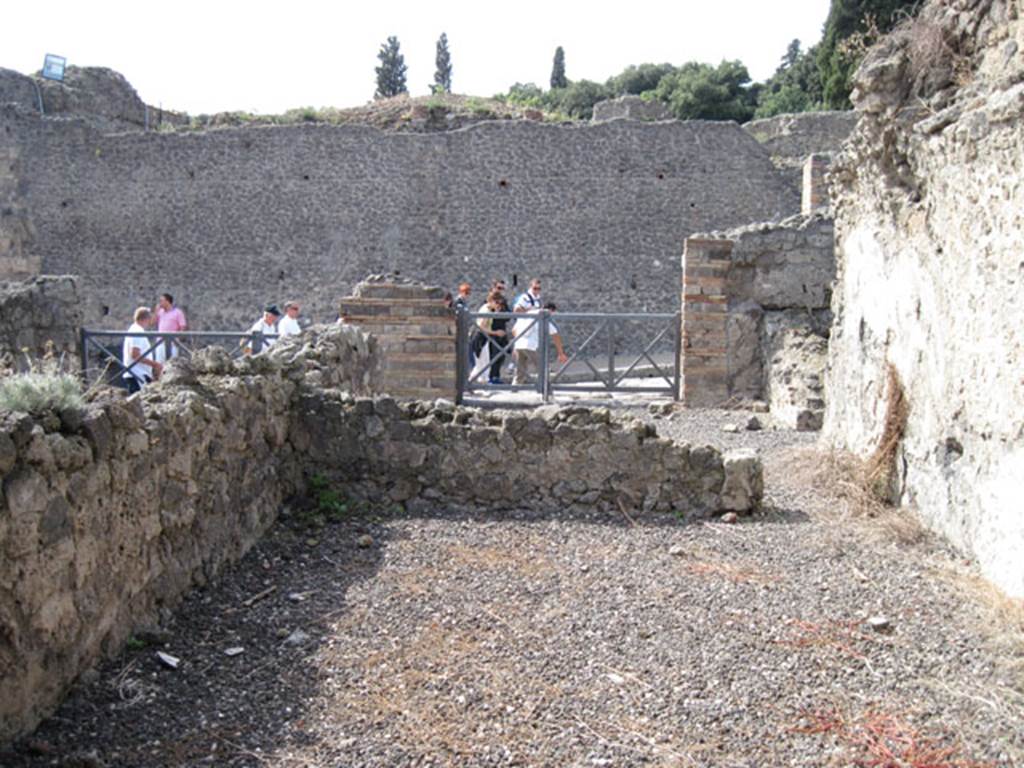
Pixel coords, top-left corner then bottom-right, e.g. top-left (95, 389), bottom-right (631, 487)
top-left (0, 276), bottom-right (82, 367)
top-left (825, 0), bottom-right (1024, 597)
top-left (0, 104), bottom-right (799, 332)
top-left (0, 327), bottom-right (762, 742)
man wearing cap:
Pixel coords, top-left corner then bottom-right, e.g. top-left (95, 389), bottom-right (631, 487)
top-left (244, 305), bottom-right (281, 353)
top-left (278, 301), bottom-right (303, 337)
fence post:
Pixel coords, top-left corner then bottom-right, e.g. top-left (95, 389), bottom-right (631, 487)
top-left (539, 311), bottom-right (550, 401)
top-left (607, 317), bottom-right (616, 389)
top-left (252, 331), bottom-right (263, 355)
top-left (673, 311), bottom-right (683, 401)
top-left (78, 327), bottom-right (88, 378)
top-left (455, 309), bottom-right (466, 405)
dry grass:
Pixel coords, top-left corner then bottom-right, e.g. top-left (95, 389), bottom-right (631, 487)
top-left (772, 445), bottom-right (928, 546)
top-left (324, 617), bottom-right (567, 761)
top-left (775, 618), bottom-right (879, 661)
top-left (865, 364), bottom-right (910, 504)
top-left (790, 704), bottom-right (993, 767)
top-left (442, 542), bottom-right (558, 579)
top-left (892, 8), bottom-right (975, 93)
top-left (932, 566), bottom-right (1024, 691)
top-left (682, 555), bottom-right (779, 586)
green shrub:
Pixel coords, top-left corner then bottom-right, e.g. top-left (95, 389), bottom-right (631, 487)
top-left (0, 370), bottom-right (84, 414)
top-left (0, 350), bottom-right (83, 417)
top-left (308, 473), bottom-right (351, 521)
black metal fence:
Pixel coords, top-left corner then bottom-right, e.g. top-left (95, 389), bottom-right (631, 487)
top-left (79, 329), bottom-right (278, 388)
top-left (455, 310), bottom-right (680, 403)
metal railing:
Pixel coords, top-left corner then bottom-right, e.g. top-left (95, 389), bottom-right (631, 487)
top-left (79, 329), bottom-right (279, 387)
top-left (455, 310), bottom-right (681, 403)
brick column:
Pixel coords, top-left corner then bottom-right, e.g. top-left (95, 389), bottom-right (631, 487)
top-left (681, 238), bottom-right (732, 407)
top-left (801, 153), bottom-right (832, 215)
top-left (339, 280), bottom-right (455, 400)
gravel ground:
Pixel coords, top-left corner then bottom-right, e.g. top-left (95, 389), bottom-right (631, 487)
top-left (5, 408), bottom-right (1023, 767)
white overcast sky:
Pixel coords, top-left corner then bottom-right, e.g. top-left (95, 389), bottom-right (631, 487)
top-left (4, 1), bottom-right (831, 115)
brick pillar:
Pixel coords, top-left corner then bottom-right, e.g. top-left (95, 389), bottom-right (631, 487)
top-left (339, 279), bottom-right (455, 400)
top-left (681, 238), bottom-right (732, 407)
top-left (801, 153), bottom-right (831, 215)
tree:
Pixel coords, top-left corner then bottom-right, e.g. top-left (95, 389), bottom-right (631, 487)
top-left (432, 33), bottom-right (452, 94)
top-left (502, 82), bottom-right (546, 108)
top-left (374, 36), bottom-right (408, 99)
top-left (606, 63), bottom-right (676, 96)
top-left (549, 80), bottom-right (612, 119)
top-left (653, 60), bottom-right (757, 122)
top-left (550, 46), bottom-right (567, 90)
top-left (816, 0), bottom-right (919, 109)
top-left (755, 40), bottom-right (824, 118)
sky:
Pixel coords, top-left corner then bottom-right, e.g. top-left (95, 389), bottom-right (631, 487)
top-left (4, 1), bottom-right (832, 115)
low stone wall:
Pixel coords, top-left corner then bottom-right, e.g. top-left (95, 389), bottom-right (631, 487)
top-left (681, 214), bottom-right (834, 425)
top-left (0, 322), bottom-right (761, 742)
top-left (0, 323), bottom-right (379, 742)
top-left (0, 276), bottom-right (82, 369)
top-left (296, 398), bottom-right (761, 516)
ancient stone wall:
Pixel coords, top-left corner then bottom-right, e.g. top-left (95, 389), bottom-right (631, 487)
top-left (592, 96), bottom-right (673, 122)
top-left (825, 0), bottom-right (1024, 596)
top-left (0, 276), bottom-right (82, 368)
top-left (744, 111), bottom-right (859, 169)
top-left (0, 324), bottom-right (761, 742)
top-left (682, 214), bottom-right (834, 423)
top-left (0, 130), bottom-right (37, 279)
top-left (1, 103), bottom-right (800, 334)
top-left (0, 66), bottom-right (151, 133)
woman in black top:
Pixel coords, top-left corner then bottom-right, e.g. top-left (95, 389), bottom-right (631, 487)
top-left (486, 291), bottom-right (511, 384)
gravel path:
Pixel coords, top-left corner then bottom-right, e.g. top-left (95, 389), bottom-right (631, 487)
top-left (6, 409), bottom-right (1023, 767)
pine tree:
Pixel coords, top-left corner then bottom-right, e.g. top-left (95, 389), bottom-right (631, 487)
top-left (550, 46), bottom-right (567, 90)
top-left (375, 36), bottom-right (408, 99)
top-left (432, 33), bottom-right (452, 94)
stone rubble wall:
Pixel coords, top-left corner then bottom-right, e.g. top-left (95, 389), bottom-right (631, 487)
top-left (0, 66), bottom-right (152, 133)
top-left (0, 322), bottom-right (762, 742)
top-left (0, 101), bottom-right (801, 333)
top-left (825, 0), bottom-right (1024, 596)
top-left (682, 214), bottom-right (834, 424)
top-left (0, 135), bottom-right (38, 280)
top-left (745, 111), bottom-right (859, 169)
top-left (592, 96), bottom-right (674, 122)
top-left (0, 276), bottom-right (82, 369)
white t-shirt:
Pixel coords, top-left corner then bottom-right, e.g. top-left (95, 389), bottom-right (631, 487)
top-left (122, 322), bottom-right (154, 382)
top-left (277, 314), bottom-right (302, 336)
top-left (513, 309), bottom-right (559, 351)
top-left (248, 319), bottom-right (278, 349)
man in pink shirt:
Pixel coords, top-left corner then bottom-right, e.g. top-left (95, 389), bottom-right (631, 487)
top-left (155, 293), bottom-right (187, 361)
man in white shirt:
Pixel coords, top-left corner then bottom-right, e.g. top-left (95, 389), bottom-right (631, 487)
top-left (122, 306), bottom-right (162, 394)
top-left (278, 301), bottom-right (303, 337)
top-left (244, 305), bottom-right (280, 353)
top-left (512, 280), bottom-right (569, 385)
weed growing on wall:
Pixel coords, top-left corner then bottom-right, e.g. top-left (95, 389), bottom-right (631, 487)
top-left (308, 474), bottom-right (354, 523)
top-left (0, 344), bottom-right (84, 414)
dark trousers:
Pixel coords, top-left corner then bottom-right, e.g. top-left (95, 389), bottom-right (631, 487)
top-left (471, 331), bottom-right (488, 361)
top-left (488, 338), bottom-right (509, 381)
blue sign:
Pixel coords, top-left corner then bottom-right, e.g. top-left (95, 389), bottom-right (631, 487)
top-left (41, 54), bottom-right (66, 82)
